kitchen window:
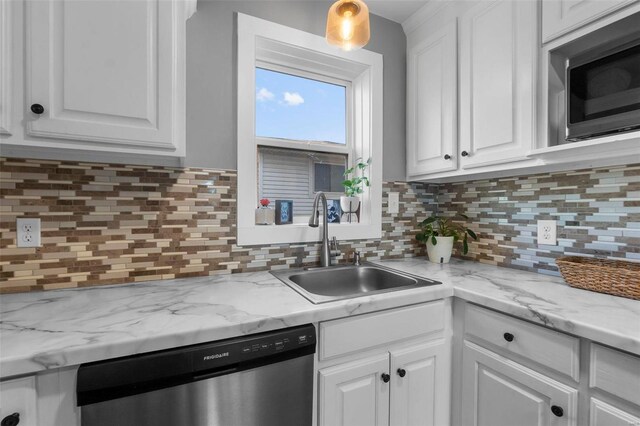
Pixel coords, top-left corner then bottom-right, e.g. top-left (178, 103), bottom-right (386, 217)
top-left (237, 13), bottom-right (382, 246)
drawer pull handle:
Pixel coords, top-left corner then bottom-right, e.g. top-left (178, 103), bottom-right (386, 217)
top-left (551, 405), bottom-right (564, 417)
top-left (444, 154), bottom-right (451, 160)
top-left (397, 368), bottom-right (406, 378)
top-left (503, 332), bottom-right (514, 342)
top-left (461, 151), bottom-right (469, 157)
top-left (381, 373), bottom-right (390, 383)
top-left (1, 413), bottom-right (20, 426)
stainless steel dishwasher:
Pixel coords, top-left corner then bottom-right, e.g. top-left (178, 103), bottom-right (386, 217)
top-left (76, 324), bottom-right (316, 426)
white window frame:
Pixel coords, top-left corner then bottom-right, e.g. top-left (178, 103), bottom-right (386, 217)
top-left (237, 13), bottom-right (383, 246)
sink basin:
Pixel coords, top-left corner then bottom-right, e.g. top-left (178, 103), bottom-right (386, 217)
top-left (271, 263), bottom-right (441, 304)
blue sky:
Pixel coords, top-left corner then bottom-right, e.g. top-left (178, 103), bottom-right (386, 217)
top-left (255, 68), bottom-right (346, 144)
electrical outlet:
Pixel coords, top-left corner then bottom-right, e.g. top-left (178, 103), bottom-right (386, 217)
top-left (537, 220), bottom-right (557, 245)
top-left (17, 218), bottom-right (41, 248)
top-left (388, 192), bottom-right (399, 214)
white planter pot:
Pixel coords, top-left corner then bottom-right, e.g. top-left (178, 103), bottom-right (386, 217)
top-left (340, 196), bottom-right (360, 223)
top-left (426, 236), bottom-right (454, 264)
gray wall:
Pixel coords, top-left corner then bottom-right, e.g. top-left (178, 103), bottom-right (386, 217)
top-left (186, 1), bottom-right (407, 181)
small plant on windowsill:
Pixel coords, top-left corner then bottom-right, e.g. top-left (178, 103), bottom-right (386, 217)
top-left (415, 214), bottom-right (478, 264)
top-left (341, 157), bottom-right (371, 223)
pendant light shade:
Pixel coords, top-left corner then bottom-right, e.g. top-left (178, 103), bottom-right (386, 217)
top-left (326, 0), bottom-right (370, 51)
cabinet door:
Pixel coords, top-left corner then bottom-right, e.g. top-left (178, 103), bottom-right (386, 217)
top-left (0, 376), bottom-right (38, 426)
top-left (590, 398), bottom-right (640, 426)
top-left (459, 0), bottom-right (536, 169)
top-left (462, 341), bottom-right (578, 426)
top-left (542, 0), bottom-right (636, 43)
top-left (0, 0), bottom-right (11, 135)
top-left (390, 341), bottom-right (450, 426)
top-left (406, 21), bottom-right (457, 177)
top-left (25, 0), bottom-right (185, 154)
top-left (319, 353), bottom-right (390, 426)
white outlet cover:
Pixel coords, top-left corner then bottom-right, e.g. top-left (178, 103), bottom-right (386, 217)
top-left (388, 192), bottom-right (400, 214)
top-left (537, 220), bottom-right (557, 246)
top-left (17, 218), bottom-right (41, 248)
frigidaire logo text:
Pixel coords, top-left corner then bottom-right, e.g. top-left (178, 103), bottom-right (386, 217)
top-left (204, 352), bottom-right (229, 361)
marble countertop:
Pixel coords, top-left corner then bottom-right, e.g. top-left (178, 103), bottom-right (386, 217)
top-left (373, 258), bottom-right (640, 356)
top-left (1, 258), bottom-right (639, 378)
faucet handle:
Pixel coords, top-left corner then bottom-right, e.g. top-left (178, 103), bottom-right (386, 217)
top-left (330, 236), bottom-right (341, 256)
top-left (353, 251), bottom-right (361, 266)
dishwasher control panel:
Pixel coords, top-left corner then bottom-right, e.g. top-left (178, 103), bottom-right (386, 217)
top-left (77, 324), bottom-right (316, 406)
top-left (190, 324), bottom-right (316, 372)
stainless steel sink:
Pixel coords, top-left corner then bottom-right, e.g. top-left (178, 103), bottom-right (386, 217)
top-left (271, 262), bottom-right (441, 304)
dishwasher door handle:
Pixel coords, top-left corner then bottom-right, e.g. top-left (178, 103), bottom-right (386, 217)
top-left (192, 367), bottom-right (238, 382)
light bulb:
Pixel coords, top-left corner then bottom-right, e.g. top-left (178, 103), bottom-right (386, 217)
top-left (340, 12), bottom-right (354, 41)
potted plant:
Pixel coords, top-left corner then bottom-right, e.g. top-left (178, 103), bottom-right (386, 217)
top-left (341, 157), bottom-right (371, 223)
top-left (415, 214), bottom-right (478, 264)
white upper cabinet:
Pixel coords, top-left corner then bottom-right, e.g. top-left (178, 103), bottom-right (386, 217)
top-left (0, 0), bottom-right (11, 135)
top-left (406, 21), bottom-right (457, 177)
top-left (24, 0), bottom-right (190, 156)
top-left (459, 0), bottom-right (537, 170)
top-left (541, 0), bottom-right (637, 43)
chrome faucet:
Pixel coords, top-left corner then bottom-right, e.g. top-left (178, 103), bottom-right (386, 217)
top-left (308, 192), bottom-right (336, 267)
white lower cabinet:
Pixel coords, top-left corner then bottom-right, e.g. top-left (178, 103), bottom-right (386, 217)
top-left (317, 301), bottom-right (451, 426)
top-left (461, 341), bottom-right (577, 426)
top-left (590, 398), bottom-right (640, 426)
top-left (319, 341), bottom-right (449, 426)
top-left (389, 342), bottom-right (449, 426)
top-left (319, 353), bottom-right (391, 426)
top-left (0, 376), bottom-right (37, 426)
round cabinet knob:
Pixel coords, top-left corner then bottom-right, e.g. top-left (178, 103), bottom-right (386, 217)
top-left (461, 151), bottom-right (469, 157)
top-left (381, 373), bottom-right (390, 383)
top-left (444, 154), bottom-right (451, 160)
top-left (503, 332), bottom-right (514, 342)
top-left (397, 368), bottom-right (406, 378)
top-left (551, 405), bottom-right (564, 417)
top-left (30, 104), bottom-right (44, 115)
top-left (1, 413), bottom-right (20, 426)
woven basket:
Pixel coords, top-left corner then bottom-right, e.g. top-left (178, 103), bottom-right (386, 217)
top-left (556, 256), bottom-right (640, 300)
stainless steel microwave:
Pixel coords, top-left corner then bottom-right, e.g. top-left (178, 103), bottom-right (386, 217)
top-left (566, 38), bottom-right (640, 141)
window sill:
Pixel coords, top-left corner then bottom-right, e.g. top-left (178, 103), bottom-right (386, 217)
top-left (237, 222), bottom-right (382, 246)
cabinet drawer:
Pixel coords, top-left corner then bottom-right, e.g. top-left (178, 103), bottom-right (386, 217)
top-left (0, 376), bottom-right (37, 426)
top-left (590, 344), bottom-right (640, 406)
top-left (464, 304), bottom-right (580, 380)
top-left (319, 301), bottom-right (445, 360)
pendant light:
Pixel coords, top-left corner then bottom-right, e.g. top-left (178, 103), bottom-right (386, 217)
top-left (326, 0), bottom-right (370, 51)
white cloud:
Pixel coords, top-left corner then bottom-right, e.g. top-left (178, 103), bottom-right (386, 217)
top-left (256, 87), bottom-right (274, 102)
top-left (283, 92), bottom-right (304, 106)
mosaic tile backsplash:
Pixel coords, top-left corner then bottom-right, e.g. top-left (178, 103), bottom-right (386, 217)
top-left (0, 158), bottom-right (436, 293)
top-left (1, 157), bottom-right (639, 293)
top-left (440, 164), bottom-right (640, 275)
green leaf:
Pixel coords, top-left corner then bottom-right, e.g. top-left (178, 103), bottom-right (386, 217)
top-left (458, 213), bottom-right (469, 220)
top-left (467, 229), bottom-right (478, 240)
top-left (431, 236), bottom-right (437, 246)
top-left (421, 217), bottom-right (437, 225)
top-left (416, 233), bottom-right (426, 243)
top-left (463, 238), bottom-right (469, 255)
